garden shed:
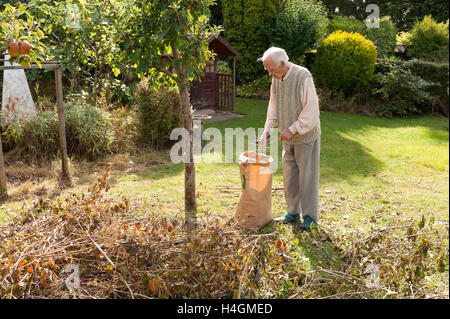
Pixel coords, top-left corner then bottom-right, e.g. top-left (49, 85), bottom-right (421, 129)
top-left (189, 34), bottom-right (240, 111)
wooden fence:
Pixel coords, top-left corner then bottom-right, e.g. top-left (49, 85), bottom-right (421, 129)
top-left (217, 73), bottom-right (234, 111)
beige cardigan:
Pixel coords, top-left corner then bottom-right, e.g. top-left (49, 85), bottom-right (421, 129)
top-left (261, 62), bottom-right (320, 139)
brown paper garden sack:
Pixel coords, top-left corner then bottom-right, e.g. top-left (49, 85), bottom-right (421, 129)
top-left (234, 151), bottom-right (273, 230)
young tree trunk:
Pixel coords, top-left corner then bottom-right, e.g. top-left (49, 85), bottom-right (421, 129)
top-left (0, 135), bottom-right (8, 200)
top-left (179, 83), bottom-right (197, 230)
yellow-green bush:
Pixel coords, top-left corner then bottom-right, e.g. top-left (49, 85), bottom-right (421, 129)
top-left (407, 15), bottom-right (449, 62)
top-left (312, 31), bottom-right (377, 95)
top-left (328, 16), bottom-right (397, 58)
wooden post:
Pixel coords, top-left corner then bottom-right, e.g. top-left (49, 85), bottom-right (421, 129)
top-left (54, 65), bottom-right (71, 185)
top-left (0, 134), bottom-right (7, 200)
top-left (232, 56), bottom-right (236, 111)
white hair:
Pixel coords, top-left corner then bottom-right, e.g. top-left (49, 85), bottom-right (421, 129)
top-left (258, 47), bottom-right (289, 66)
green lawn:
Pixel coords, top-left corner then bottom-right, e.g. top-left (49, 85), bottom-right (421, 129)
top-left (1, 97), bottom-right (448, 298)
top-left (111, 97), bottom-right (448, 297)
top-left (105, 98), bottom-right (449, 226)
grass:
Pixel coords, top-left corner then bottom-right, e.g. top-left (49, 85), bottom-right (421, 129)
top-left (0, 97), bottom-right (448, 298)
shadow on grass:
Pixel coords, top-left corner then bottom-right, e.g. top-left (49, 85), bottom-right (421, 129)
top-left (205, 122), bottom-right (384, 183)
top-left (318, 132), bottom-right (384, 183)
top-left (424, 125), bottom-right (449, 143)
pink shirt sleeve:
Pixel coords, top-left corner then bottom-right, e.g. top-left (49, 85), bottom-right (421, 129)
top-left (260, 85), bottom-right (278, 139)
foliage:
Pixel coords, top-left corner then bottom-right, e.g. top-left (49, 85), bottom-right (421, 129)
top-left (312, 30), bottom-right (377, 95)
top-left (328, 15), bottom-right (366, 34)
top-left (0, 2), bottom-right (46, 66)
top-left (209, 0), bottom-right (223, 27)
top-left (370, 61), bottom-right (436, 117)
top-left (396, 31), bottom-right (411, 45)
top-left (0, 171), bottom-right (247, 299)
top-left (264, 0), bottom-right (328, 63)
top-left (321, 0), bottom-right (369, 20)
top-left (120, 0), bottom-right (217, 87)
top-left (363, 17), bottom-right (397, 58)
top-left (328, 15), bottom-right (397, 57)
top-left (406, 15), bottom-right (449, 63)
top-left (322, 0), bottom-right (449, 31)
top-left (217, 59), bottom-right (231, 75)
top-left (119, 0), bottom-right (220, 216)
top-left (133, 78), bottom-right (182, 149)
top-left (235, 75), bottom-right (271, 99)
top-left (25, 0), bottom-right (128, 104)
top-left (376, 58), bottom-right (450, 105)
top-left (379, 0), bottom-right (449, 31)
top-left (222, 0), bottom-right (283, 83)
top-left (2, 104), bottom-right (114, 162)
top-left (315, 87), bottom-right (377, 116)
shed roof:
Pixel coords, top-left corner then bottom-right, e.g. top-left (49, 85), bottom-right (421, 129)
top-left (208, 34), bottom-right (240, 57)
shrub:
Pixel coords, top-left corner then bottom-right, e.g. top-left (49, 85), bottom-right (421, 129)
top-left (222, 0), bottom-right (283, 83)
top-left (328, 15), bottom-right (366, 35)
top-left (235, 75), bottom-right (271, 99)
top-left (134, 78), bottom-right (182, 149)
top-left (2, 104), bottom-right (114, 162)
top-left (302, 50), bottom-right (317, 70)
top-left (217, 59), bottom-right (232, 75)
top-left (64, 104), bottom-right (114, 159)
top-left (407, 15), bottom-right (449, 62)
top-left (371, 61), bottom-right (436, 116)
top-left (328, 15), bottom-right (397, 58)
top-left (376, 58), bottom-right (449, 105)
top-left (365, 17), bottom-right (397, 58)
top-left (396, 31), bottom-right (411, 45)
top-left (312, 31), bottom-right (377, 95)
top-left (264, 0), bottom-right (328, 62)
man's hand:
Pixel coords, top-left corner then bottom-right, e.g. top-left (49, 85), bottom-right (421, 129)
top-left (279, 128), bottom-right (293, 141)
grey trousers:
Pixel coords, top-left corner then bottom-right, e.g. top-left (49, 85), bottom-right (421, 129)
top-left (282, 137), bottom-right (320, 220)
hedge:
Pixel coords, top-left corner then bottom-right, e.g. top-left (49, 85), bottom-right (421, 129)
top-left (305, 53), bottom-right (449, 104)
top-left (376, 59), bottom-right (449, 104)
top-left (222, 0), bottom-right (283, 84)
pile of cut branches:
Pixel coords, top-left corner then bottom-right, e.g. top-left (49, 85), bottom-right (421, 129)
top-left (0, 169), bottom-right (448, 299)
top-left (0, 169), bottom-right (253, 298)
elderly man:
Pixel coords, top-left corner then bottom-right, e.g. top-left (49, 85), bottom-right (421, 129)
top-left (258, 47), bottom-right (321, 231)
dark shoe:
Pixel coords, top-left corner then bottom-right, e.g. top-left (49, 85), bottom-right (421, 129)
top-left (274, 213), bottom-right (300, 224)
top-left (300, 216), bottom-right (318, 231)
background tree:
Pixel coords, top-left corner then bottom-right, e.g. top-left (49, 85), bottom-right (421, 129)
top-left (321, 0), bottom-right (369, 19)
top-left (0, 2), bottom-right (45, 66)
top-left (120, 0), bottom-right (218, 230)
top-left (222, 0), bottom-right (282, 83)
top-left (381, 0), bottom-right (449, 31)
top-left (322, 0), bottom-right (449, 31)
top-left (26, 0), bottom-right (128, 105)
top-left (264, 0), bottom-right (328, 63)
top-left (209, 0), bottom-right (223, 27)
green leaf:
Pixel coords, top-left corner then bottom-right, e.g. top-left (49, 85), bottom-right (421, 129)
top-left (112, 67), bottom-right (121, 77)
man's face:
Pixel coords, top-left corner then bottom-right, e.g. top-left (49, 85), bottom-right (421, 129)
top-left (263, 55), bottom-right (286, 80)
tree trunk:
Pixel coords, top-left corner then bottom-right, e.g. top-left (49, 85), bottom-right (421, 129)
top-left (0, 134), bottom-right (8, 200)
top-left (179, 84), bottom-right (197, 230)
